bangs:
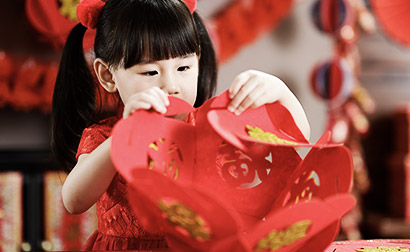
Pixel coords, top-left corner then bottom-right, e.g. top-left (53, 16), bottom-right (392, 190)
top-left (114, 1), bottom-right (200, 68)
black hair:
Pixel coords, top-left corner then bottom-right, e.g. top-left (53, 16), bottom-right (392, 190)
top-left (51, 0), bottom-right (217, 172)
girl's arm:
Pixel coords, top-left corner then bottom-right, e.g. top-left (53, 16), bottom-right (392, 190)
top-left (228, 70), bottom-right (311, 141)
top-left (61, 138), bottom-right (116, 214)
top-left (61, 87), bottom-right (170, 214)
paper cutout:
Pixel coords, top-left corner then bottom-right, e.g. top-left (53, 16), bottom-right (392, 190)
top-left (207, 91), bottom-right (342, 152)
top-left (274, 145), bottom-right (353, 209)
top-left (126, 169), bottom-right (243, 251)
top-left (325, 240), bottom-right (410, 252)
top-left (210, 194), bottom-right (355, 252)
top-left (111, 99), bottom-right (196, 185)
top-left (111, 90), bottom-right (355, 251)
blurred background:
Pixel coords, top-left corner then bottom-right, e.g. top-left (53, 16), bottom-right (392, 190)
top-left (1, 0), bottom-right (410, 251)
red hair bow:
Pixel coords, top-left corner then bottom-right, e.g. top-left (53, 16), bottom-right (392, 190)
top-left (76, 0), bottom-right (106, 29)
top-left (184, 0), bottom-right (197, 13)
top-left (77, 0), bottom-right (196, 29)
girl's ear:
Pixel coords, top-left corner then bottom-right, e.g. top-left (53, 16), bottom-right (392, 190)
top-left (94, 58), bottom-right (117, 93)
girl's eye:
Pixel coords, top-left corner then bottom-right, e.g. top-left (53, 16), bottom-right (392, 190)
top-left (142, 71), bottom-right (158, 76)
top-left (178, 66), bottom-right (190, 72)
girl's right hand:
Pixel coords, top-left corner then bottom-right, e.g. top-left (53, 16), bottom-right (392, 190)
top-left (122, 87), bottom-right (170, 118)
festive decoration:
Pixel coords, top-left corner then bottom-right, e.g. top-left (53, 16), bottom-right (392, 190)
top-left (310, 57), bottom-right (354, 105)
top-left (0, 172), bottom-right (23, 252)
top-left (25, 0), bottom-right (95, 51)
top-left (371, 0), bottom-right (410, 46)
top-left (211, 0), bottom-right (293, 63)
top-left (0, 52), bottom-right (58, 113)
top-left (111, 91), bottom-right (354, 251)
top-left (44, 171), bottom-right (97, 251)
top-left (311, 0), bottom-right (354, 34)
top-left (310, 0), bottom-right (376, 240)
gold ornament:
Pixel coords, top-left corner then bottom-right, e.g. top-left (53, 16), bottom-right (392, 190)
top-left (255, 220), bottom-right (311, 251)
top-left (158, 200), bottom-right (211, 241)
top-left (246, 125), bottom-right (297, 145)
top-left (59, 0), bottom-right (80, 21)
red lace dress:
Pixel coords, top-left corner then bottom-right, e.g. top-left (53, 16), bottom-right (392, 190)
top-left (76, 116), bottom-right (168, 250)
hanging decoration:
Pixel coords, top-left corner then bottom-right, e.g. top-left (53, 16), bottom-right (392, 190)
top-left (371, 0), bottom-right (410, 46)
top-left (309, 0), bottom-right (376, 240)
top-left (0, 51), bottom-right (58, 113)
top-left (211, 0), bottom-right (293, 63)
top-left (25, 0), bottom-right (95, 51)
top-left (110, 91), bottom-right (355, 251)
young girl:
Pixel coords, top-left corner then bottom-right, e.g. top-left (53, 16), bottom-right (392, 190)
top-left (51, 0), bottom-right (310, 250)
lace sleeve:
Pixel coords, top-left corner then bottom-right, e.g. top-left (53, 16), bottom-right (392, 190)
top-left (76, 117), bottom-right (119, 159)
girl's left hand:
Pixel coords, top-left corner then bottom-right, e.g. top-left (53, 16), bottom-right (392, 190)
top-left (228, 70), bottom-right (287, 115)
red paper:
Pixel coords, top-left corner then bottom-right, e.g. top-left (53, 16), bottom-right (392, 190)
top-left (111, 91), bottom-right (355, 251)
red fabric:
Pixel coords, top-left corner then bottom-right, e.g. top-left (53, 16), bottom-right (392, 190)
top-left (76, 115), bottom-right (168, 250)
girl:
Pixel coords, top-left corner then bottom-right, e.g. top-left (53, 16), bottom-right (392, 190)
top-left (51, 0), bottom-right (310, 250)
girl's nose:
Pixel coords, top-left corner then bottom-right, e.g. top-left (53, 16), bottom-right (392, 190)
top-left (160, 75), bottom-right (180, 95)
top-left (162, 84), bottom-right (180, 95)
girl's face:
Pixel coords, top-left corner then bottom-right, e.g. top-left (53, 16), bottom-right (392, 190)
top-left (111, 54), bottom-right (199, 106)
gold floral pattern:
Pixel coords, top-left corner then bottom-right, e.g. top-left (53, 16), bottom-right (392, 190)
top-left (158, 200), bottom-right (210, 241)
top-left (255, 220), bottom-right (311, 251)
top-left (246, 125), bottom-right (297, 146)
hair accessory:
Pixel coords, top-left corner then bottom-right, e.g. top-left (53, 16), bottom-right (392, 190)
top-left (77, 0), bottom-right (196, 29)
top-left (76, 0), bottom-right (106, 29)
top-left (183, 0), bottom-right (197, 13)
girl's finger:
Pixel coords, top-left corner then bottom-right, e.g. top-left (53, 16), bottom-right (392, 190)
top-left (123, 100), bottom-right (151, 118)
top-left (139, 92), bottom-right (168, 114)
top-left (228, 70), bottom-right (252, 98)
top-left (236, 86), bottom-right (266, 114)
top-left (228, 77), bottom-right (259, 114)
top-left (151, 86), bottom-right (170, 106)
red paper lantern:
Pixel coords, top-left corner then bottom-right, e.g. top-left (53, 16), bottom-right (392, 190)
top-left (310, 57), bottom-right (354, 104)
top-left (311, 0), bottom-right (354, 35)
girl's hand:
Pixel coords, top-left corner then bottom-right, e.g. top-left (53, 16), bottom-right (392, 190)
top-left (123, 87), bottom-right (170, 118)
top-left (228, 70), bottom-right (311, 140)
top-left (228, 70), bottom-right (287, 115)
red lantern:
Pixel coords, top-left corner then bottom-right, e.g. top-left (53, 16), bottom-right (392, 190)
top-left (310, 57), bottom-right (354, 105)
